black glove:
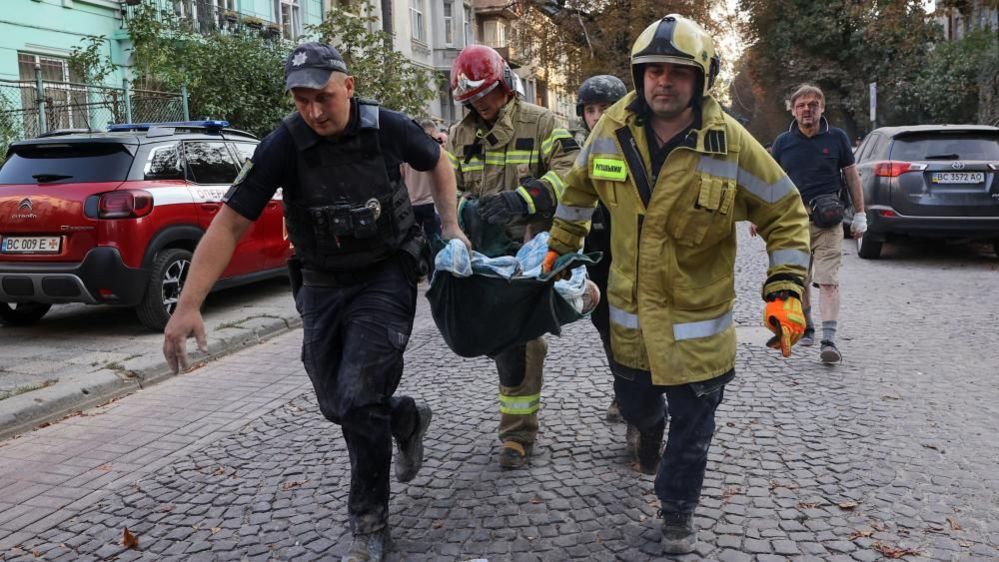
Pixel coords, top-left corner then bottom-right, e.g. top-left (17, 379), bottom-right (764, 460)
top-left (477, 191), bottom-right (529, 225)
top-left (518, 177), bottom-right (558, 218)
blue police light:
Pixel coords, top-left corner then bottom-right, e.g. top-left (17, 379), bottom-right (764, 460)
top-left (107, 120), bottom-right (230, 132)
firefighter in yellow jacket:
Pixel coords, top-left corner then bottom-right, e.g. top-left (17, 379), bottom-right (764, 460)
top-left (446, 45), bottom-right (579, 469)
top-left (542, 15), bottom-right (810, 554)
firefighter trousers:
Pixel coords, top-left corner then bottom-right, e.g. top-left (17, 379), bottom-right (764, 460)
top-left (493, 336), bottom-right (547, 446)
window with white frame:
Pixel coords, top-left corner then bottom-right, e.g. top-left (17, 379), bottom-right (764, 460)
top-left (484, 20), bottom-right (506, 47)
top-left (411, 0), bottom-right (426, 43)
top-left (463, 4), bottom-right (472, 45)
top-left (275, 0), bottom-right (302, 40)
top-left (443, 1), bottom-right (454, 46)
top-left (16, 52), bottom-right (88, 130)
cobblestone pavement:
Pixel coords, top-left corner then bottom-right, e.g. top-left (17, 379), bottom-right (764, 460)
top-left (1, 231), bottom-right (997, 561)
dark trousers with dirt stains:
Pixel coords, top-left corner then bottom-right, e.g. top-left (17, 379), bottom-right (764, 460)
top-left (613, 364), bottom-right (733, 514)
top-left (296, 254), bottom-right (420, 534)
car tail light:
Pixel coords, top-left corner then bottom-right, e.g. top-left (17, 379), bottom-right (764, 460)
top-left (97, 190), bottom-right (153, 219)
top-left (878, 210), bottom-right (897, 218)
top-left (873, 161), bottom-right (927, 177)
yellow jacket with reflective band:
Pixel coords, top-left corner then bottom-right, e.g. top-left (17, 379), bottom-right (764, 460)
top-left (446, 97), bottom-right (578, 239)
top-left (548, 93), bottom-right (810, 386)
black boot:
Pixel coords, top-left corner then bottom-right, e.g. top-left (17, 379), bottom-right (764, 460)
top-left (395, 402), bottom-right (432, 483)
top-left (660, 511), bottom-right (697, 554)
top-left (606, 398), bottom-right (623, 423)
top-left (342, 527), bottom-right (391, 562)
top-left (626, 420), bottom-right (663, 475)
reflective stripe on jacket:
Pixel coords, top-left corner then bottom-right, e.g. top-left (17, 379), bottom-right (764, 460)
top-left (548, 92), bottom-right (810, 386)
top-left (445, 97), bottom-right (578, 239)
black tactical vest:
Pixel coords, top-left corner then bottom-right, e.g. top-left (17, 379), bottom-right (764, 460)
top-left (281, 100), bottom-right (416, 272)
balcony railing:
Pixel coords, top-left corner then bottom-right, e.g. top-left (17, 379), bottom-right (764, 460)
top-left (492, 45), bottom-right (525, 67)
top-left (120, 1), bottom-right (286, 41)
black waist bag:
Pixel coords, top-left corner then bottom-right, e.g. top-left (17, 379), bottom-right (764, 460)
top-left (426, 251), bottom-right (601, 358)
top-left (809, 193), bottom-right (845, 228)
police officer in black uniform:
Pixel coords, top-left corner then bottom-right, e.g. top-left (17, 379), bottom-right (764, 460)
top-left (162, 43), bottom-right (470, 562)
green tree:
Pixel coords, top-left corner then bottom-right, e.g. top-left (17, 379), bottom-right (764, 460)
top-left (68, 36), bottom-right (120, 85)
top-left (917, 29), bottom-right (999, 124)
top-left (123, 3), bottom-right (290, 137)
top-left (516, 0), bottom-right (721, 95)
top-left (306, 1), bottom-right (438, 117)
top-left (736, 0), bottom-right (940, 140)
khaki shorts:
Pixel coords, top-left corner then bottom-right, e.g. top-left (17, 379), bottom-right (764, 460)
top-left (807, 222), bottom-right (843, 287)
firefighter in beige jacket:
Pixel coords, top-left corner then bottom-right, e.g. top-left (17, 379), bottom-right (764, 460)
top-left (544, 15), bottom-right (810, 555)
top-left (446, 45), bottom-right (579, 469)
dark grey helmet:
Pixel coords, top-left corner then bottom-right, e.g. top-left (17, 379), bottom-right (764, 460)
top-left (575, 75), bottom-right (628, 116)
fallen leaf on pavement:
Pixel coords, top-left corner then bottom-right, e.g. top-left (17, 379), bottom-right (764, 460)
top-left (212, 466), bottom-right (226, 476)
top-left (770, 480), bottom-right (799, 491)
top-left (881, 395), bottom-right (900, 401)
top-left (947, 516), bottom-right (962, 531)
top-left (280, 480), bottom-right (308, 491)
top-left (97, 463), bottom-right (113, 473)
top-left (721, 486), bottom-right (742, 503)
top-left (872, 542), bottom-right (922, 558)
top-left (799, 502), bottom-right (818, 509)
top-left (838, 501), bottom-right (860, 510)
top-left (432, 521), bottom-right (443, 529)
top-left (211, 527), bottom-right (221, 535)
top-left (848, 529), bottom-right (873, 540)
top-left (529, 497), bottom-right (543, 504)
top-left (122, 527), bottom-right (139, 549)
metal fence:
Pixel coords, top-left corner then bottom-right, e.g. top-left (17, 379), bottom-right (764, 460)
top-left (0, 76), bottom-right (188, 156)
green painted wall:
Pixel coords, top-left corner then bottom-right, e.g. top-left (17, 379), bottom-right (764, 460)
top-left (0, 0), bottom-right (126, 84)
top-left (0, 0), bottom-right (325, 85)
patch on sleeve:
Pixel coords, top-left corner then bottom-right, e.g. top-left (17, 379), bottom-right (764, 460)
top-left (233, 160), bottom-right (253, 186)
top-left (558, 137), bottom-right (580, 152)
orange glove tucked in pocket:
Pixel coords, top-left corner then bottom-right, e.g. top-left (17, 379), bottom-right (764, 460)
top-left (763, 296), bottom-right (806, 357)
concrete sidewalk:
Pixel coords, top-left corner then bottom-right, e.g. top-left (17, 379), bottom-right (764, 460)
top-left (0, 279), bottom-right (302, 441)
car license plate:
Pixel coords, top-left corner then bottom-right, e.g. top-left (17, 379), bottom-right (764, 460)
top-left (1, 236), bottom-right (62, 254)
top-left (931, 172), bottom-right (985, 184)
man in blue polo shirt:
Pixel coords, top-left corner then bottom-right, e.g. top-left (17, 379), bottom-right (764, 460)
top-left (770, 84), bottom-right (866, 364)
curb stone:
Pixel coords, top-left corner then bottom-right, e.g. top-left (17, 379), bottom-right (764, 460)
top-left (0, 314), bottom-right (302, 442)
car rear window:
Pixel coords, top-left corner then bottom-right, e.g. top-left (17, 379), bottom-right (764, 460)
top-left (0, 143), bottom-right (133, 184)
top-left (890, 133), bottom-right (999, 161)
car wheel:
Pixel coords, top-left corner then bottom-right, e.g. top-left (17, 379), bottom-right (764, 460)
top-left (857, 235), bottom-right (882, 259)
top-left (0, 302), bottom-right (52, 326)
top-left (136, 248), bottom-right (192, 332)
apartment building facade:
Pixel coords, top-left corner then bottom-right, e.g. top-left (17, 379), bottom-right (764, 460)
top-left (1, 0), bottom-right (323, 85)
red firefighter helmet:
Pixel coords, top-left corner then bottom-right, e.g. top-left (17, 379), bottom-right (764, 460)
top-left (450, 45), bottom-right (516, 104)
